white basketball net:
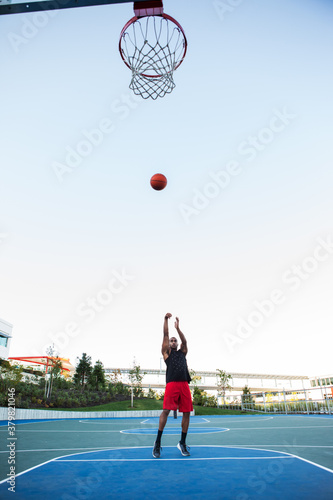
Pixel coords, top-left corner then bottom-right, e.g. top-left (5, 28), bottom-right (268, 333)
top-left (120, 16), bottom-right (186, 100)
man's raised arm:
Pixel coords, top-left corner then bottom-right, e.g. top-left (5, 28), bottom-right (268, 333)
top-left (161, 313), bottom-right (172, 360)
top-left (175, 317), bottom-right (188, 355)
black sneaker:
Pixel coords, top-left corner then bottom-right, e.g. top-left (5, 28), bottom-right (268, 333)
top-left (177, 442), bottom-right (190, 456)
top-left (153, 441), bottom-right (161, 458)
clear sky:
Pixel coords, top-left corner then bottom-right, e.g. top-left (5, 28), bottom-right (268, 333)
top-left (0, 0), bottom-right (332, 378)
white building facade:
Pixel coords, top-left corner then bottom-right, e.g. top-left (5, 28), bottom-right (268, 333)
top-left (105, 367), bottom-right (310, 396)
top-left (0, 317), bottom-right (13, 359)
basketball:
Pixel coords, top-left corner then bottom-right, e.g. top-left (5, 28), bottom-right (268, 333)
top-left (150, 173), bottom-right (167, 191)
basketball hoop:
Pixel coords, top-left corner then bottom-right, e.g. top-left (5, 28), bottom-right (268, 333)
top-left (119, 1), bottom-right (187, 99)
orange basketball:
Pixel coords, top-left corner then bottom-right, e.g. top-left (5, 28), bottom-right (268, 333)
top-left (150, 173), bottom-right (167, 191)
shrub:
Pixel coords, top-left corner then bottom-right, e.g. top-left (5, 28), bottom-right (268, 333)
top-left (19, 400), bottom-right (31, 409)
top-left (206, 395), bottom-right (217, 407)
top-left (55, 396), bottom-right (66, 407)
top-left (193, 387), bottom-right (205, 406)
top-left (70, 397), bottom-right (80, 408)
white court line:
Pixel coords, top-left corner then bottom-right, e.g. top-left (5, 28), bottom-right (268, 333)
top-left (138, 417), bottom-right (273, 424)
top-left (0, 446), bottom-right (155, 485)
top-left (223, 445), bottom-right (333, 449)
top-left (208, 416), bottom-right (273, 422)
top-left (282, 452), bottom-right (333, 474)
top-left (79, 420), bottom-right (128, 425)
top-left (1, 444), bottom-right (331, 485)
top-left (228, 425), bottom-right (333, 430)
top-left (120, 428), bottom-right (229, 435)
top-left (0, 419), bottom-right (68, 428)
top-left (0, 457), bottom-right (57, 485)
top-left (78, 419), bottom-right (201, 426)
top-left (0, 447), bottom-right (121, 485)
top-left (55, 456), bottom-right (294, 462)
top-left (289, 416), bottom-right (333, 420)
top-left (3, 424), bottom-right (331, 433)
top-left (1, 444), bottom-right (331, 455)
top-left (2, 425), bottom-right (331, 433)
top-left (0, 429), bottom-right (121, 432)
top-left (0, 447), bottom-right (118, 453)
top-left (193, 445), bottom-right (333, 473)
top-left (139, 418), bottom-right (211, 424)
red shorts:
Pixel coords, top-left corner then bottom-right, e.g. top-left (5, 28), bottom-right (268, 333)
top-left (163, 381), bottom-right (193, 413)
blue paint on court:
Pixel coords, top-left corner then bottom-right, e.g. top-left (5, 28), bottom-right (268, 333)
top-left (121, 427), bottom-right (229, 435)
top-left (0, 419), bottom-right (58, 426)
top-left (1, 446), bottom-right (332, 499)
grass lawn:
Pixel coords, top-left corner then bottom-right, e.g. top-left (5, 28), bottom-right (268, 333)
top-left (47, 399), bottom-right (164, 412)
top-left (193, 406), bottom-right (258, 415)
top-left (39, 399), bottom-right (257, 415)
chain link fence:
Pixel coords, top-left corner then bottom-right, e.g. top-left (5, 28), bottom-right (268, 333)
top-left (241, 386), bottom-right (333, 415)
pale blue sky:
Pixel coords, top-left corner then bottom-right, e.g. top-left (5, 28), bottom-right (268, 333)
top-left (0, 0), bottom-right (332, 377)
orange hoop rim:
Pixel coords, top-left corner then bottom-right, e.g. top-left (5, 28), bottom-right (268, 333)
top-left (119, 13), bottom-right (188, 79)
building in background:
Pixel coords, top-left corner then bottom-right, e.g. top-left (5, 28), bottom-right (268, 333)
top-left (104, 366), bottom-right (332, 413)
top-left (0, 317), bottom-right (13, 359)
top-left (309, 374), bottom-right (333, 401)
top-left (104, 366), bottom-right (310, 397)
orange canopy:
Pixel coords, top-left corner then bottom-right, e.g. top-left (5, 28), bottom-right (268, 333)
top-left (8, 356), bottom-right (75, 375)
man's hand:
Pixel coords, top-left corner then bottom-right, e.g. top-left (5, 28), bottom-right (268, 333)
top-left (162, 313), bottom-right (172, 360)
top-left (175, 317), bottom-right (187, 355)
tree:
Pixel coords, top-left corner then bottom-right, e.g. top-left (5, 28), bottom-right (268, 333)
top-left (128, 358), bottom-right (146, 397)
top-left (74, 353), bottom-right (93, 391)
top-left (0, 358), bottom-right (23, 392)
top-left (89, 360), bottom-right (106, 391)
top-left (45, 345), bottom-right (63, 401)
top-left (192, 387), bottom-right (217, 407)
top-left (216, 369), bottom-right (232, 405)
top-left (108, 368), bottom-right (128, 396)
top-left (265, 392), bottom-right (273, 403)
top-left (242, 385), bottom-right (254, 408)
top-left (192, 386), bottom-right (204, 405)
top-left (45, 358), bottom-right (62, 401)
top-left (189, 369), bottom-right (201, 392)
top-left (109, 368), bottom-right (122, 384)
top-left (146, 386), bottom-right (157, 399)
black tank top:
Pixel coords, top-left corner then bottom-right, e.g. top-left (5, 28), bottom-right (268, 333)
top-left (165, 349), bottom-right (191, 384)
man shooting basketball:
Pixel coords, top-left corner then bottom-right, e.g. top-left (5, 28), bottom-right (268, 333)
top-left (153, 313), bottom-right (193, 458)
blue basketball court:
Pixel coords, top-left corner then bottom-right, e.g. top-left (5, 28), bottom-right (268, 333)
top-left (1, 414), bottom-right (332, 499)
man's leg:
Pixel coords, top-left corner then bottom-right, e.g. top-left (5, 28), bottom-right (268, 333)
top-left (180, 412), bottom-right (190, 443)
top-left (177, 412), bottom-right (191, 456)
top-left (153, 409), bottom-right (170, 458)
top-left (159, 409), bottom-right (171, 432)
top-left (177, 380), bottom-right (192, 457)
